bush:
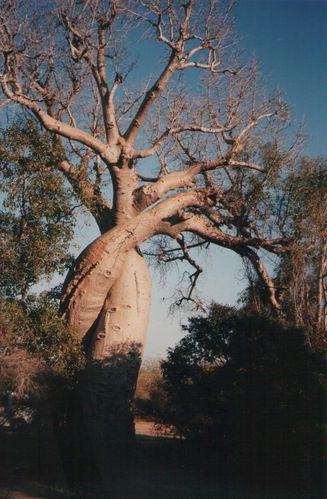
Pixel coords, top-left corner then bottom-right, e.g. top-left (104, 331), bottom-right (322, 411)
top-left (153, 305), bottom-right (327, 478)
top-left (0, 294), bottom-right (85, 431)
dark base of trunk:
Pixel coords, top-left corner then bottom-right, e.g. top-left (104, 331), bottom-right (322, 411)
top-left (83, 342), bottom-right (142, 442)
top-left (53, 342), bottom-right (143, 487)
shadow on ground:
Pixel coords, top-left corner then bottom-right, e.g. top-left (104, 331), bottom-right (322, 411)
top-left (0, 427), bottom-right (325, 499)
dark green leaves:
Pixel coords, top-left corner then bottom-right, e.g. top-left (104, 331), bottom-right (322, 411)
top-left (0, 119), bottom-right (76, 298)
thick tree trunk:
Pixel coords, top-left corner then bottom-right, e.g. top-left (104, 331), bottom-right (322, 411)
top-left (58, 221), bottom-right (155, 486)
top-left (60, 189), bottom-right (196, 456)
top-left (90, 249), bottom-right (151, 360)
top-left (83, 249), bottom-right (151, 448)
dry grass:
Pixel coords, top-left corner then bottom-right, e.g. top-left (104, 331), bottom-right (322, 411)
top-left (0, 347), bottom-right (48, 399)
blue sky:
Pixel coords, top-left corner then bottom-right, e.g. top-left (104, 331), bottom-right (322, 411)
top-left (236, 0), bottom-right (327, 156)
top-left (143, 0), bottom-right (327, 358)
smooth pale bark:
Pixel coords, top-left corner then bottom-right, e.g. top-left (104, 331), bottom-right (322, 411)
top-left (61, 187), bottom-right (210, 340)
top-left (79, 250), bottom-right (152, 451)
top-left (61, 221), bottom-right (154, 447)
top-left (61, 222), bottom-right (152, 340)
top-left (90, 249), bottom-right (151, 360)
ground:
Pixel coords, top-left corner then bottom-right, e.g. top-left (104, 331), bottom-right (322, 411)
top-left (0, 422), bottom-right (324, 499)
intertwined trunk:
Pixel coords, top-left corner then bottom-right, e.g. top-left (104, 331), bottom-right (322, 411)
top-left (84, 248), bottom-right (151, 446)
top-left (60, 172), bottom-right (220, 452)
top-left (61, 185), bottom-right (158, 450)
top-left (62, 248), bottom-right (151, 473)
top-left (0, 0), bottom-right (294, 480)
top-left (90, 249), bottom-right (151, 360)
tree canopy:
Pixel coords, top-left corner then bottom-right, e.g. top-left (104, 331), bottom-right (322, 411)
top-left (0, 120), bottom-right (83, 429)
top-left (0, 0), bottom-right (298, 316)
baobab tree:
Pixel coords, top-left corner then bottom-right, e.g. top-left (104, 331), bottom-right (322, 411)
top-left (0, 0), bottom-right (295, 445)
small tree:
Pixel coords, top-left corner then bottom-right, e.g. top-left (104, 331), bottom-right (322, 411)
top-left (0, 119), bottom-right (76, 299)
top-left (276, 157), bottom-right (327, 349)
top-left (0, 293), bottom-right (85, 430)
top-left (239, 157), bottom-right (327, 350)
top-left (0, 119), bottom-right (82, 429)
top-left (134, 359), bottom-right (165, 419)
top-left (158, 304), bottom-right (326, 482)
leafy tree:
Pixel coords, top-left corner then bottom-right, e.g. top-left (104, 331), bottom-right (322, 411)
top-left (0, 119), bottom-right (76, 299)
top-left (158, 304), bottom-right (326, 482)
top-left (0, 119), bottom-right (82, 429)
top-left (134, 359), bottom-right (166, 420)
top-left (0, 293), bottom-right (84, 429)
top-left (239, 157), bottom-right (327, 350)
top-left (0, 0), bottom-right (306, 444)
top-left (276, 157), bottom-right (327, 349)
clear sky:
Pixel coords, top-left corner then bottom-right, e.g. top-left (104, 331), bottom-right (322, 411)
top-left (142, 0), bottom-right (327, 359)
top-left (236, 0), bottom-right (327, 156)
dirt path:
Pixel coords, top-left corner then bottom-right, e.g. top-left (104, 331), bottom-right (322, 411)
top-left (134, 418), bottom-right (174, 438)
top-left (134, 418), bottom-right (157, 437)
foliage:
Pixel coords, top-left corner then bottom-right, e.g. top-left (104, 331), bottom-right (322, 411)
top-left (276, 157), bottom-right (327, 346)
top-left (0, 297), bottom-right (45, 397)
top-left (152, 304), bottom-right (326, 475)
top-left (238, 156), bottom-right (327, 349)
top-left (135, 359), bottom-right (161, 400)
top-left (283, 157), bottom-right (327, 241)
top-left (26, 295), bottom-right (85, 378)
top-left (0, 293), bottom-right (85, 429)
top-left (0, 119), bottom-right (76, 299)
top-left (0, 118), bottom-right (83, 429)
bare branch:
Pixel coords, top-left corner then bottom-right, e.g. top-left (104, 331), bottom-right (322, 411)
top-left (173, 233), bottom-right (203, 306)
top-left (174, 214), bottom-right (289, 255)
top-left (58, 5), bottom-right (123, 145)
top-left (124, 51), bottom-right (179, 145)
top-left (131, 123), bottom-right (231, 159)
top-left (133, 154), bottom-right (266, 211)
top-left (0, 78), bottom-right (121, 164)
top-left (238, 247), bottom-right (281, 316)
top-left (227, 159), bottom-right (264, 172)
top-left (237, 112), bottom-right (276, 143)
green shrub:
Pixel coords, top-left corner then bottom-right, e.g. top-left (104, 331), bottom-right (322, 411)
top-left (0, 294), bottom-right (85, 430)
top-left (152, 304), bottom-right (326, 475)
